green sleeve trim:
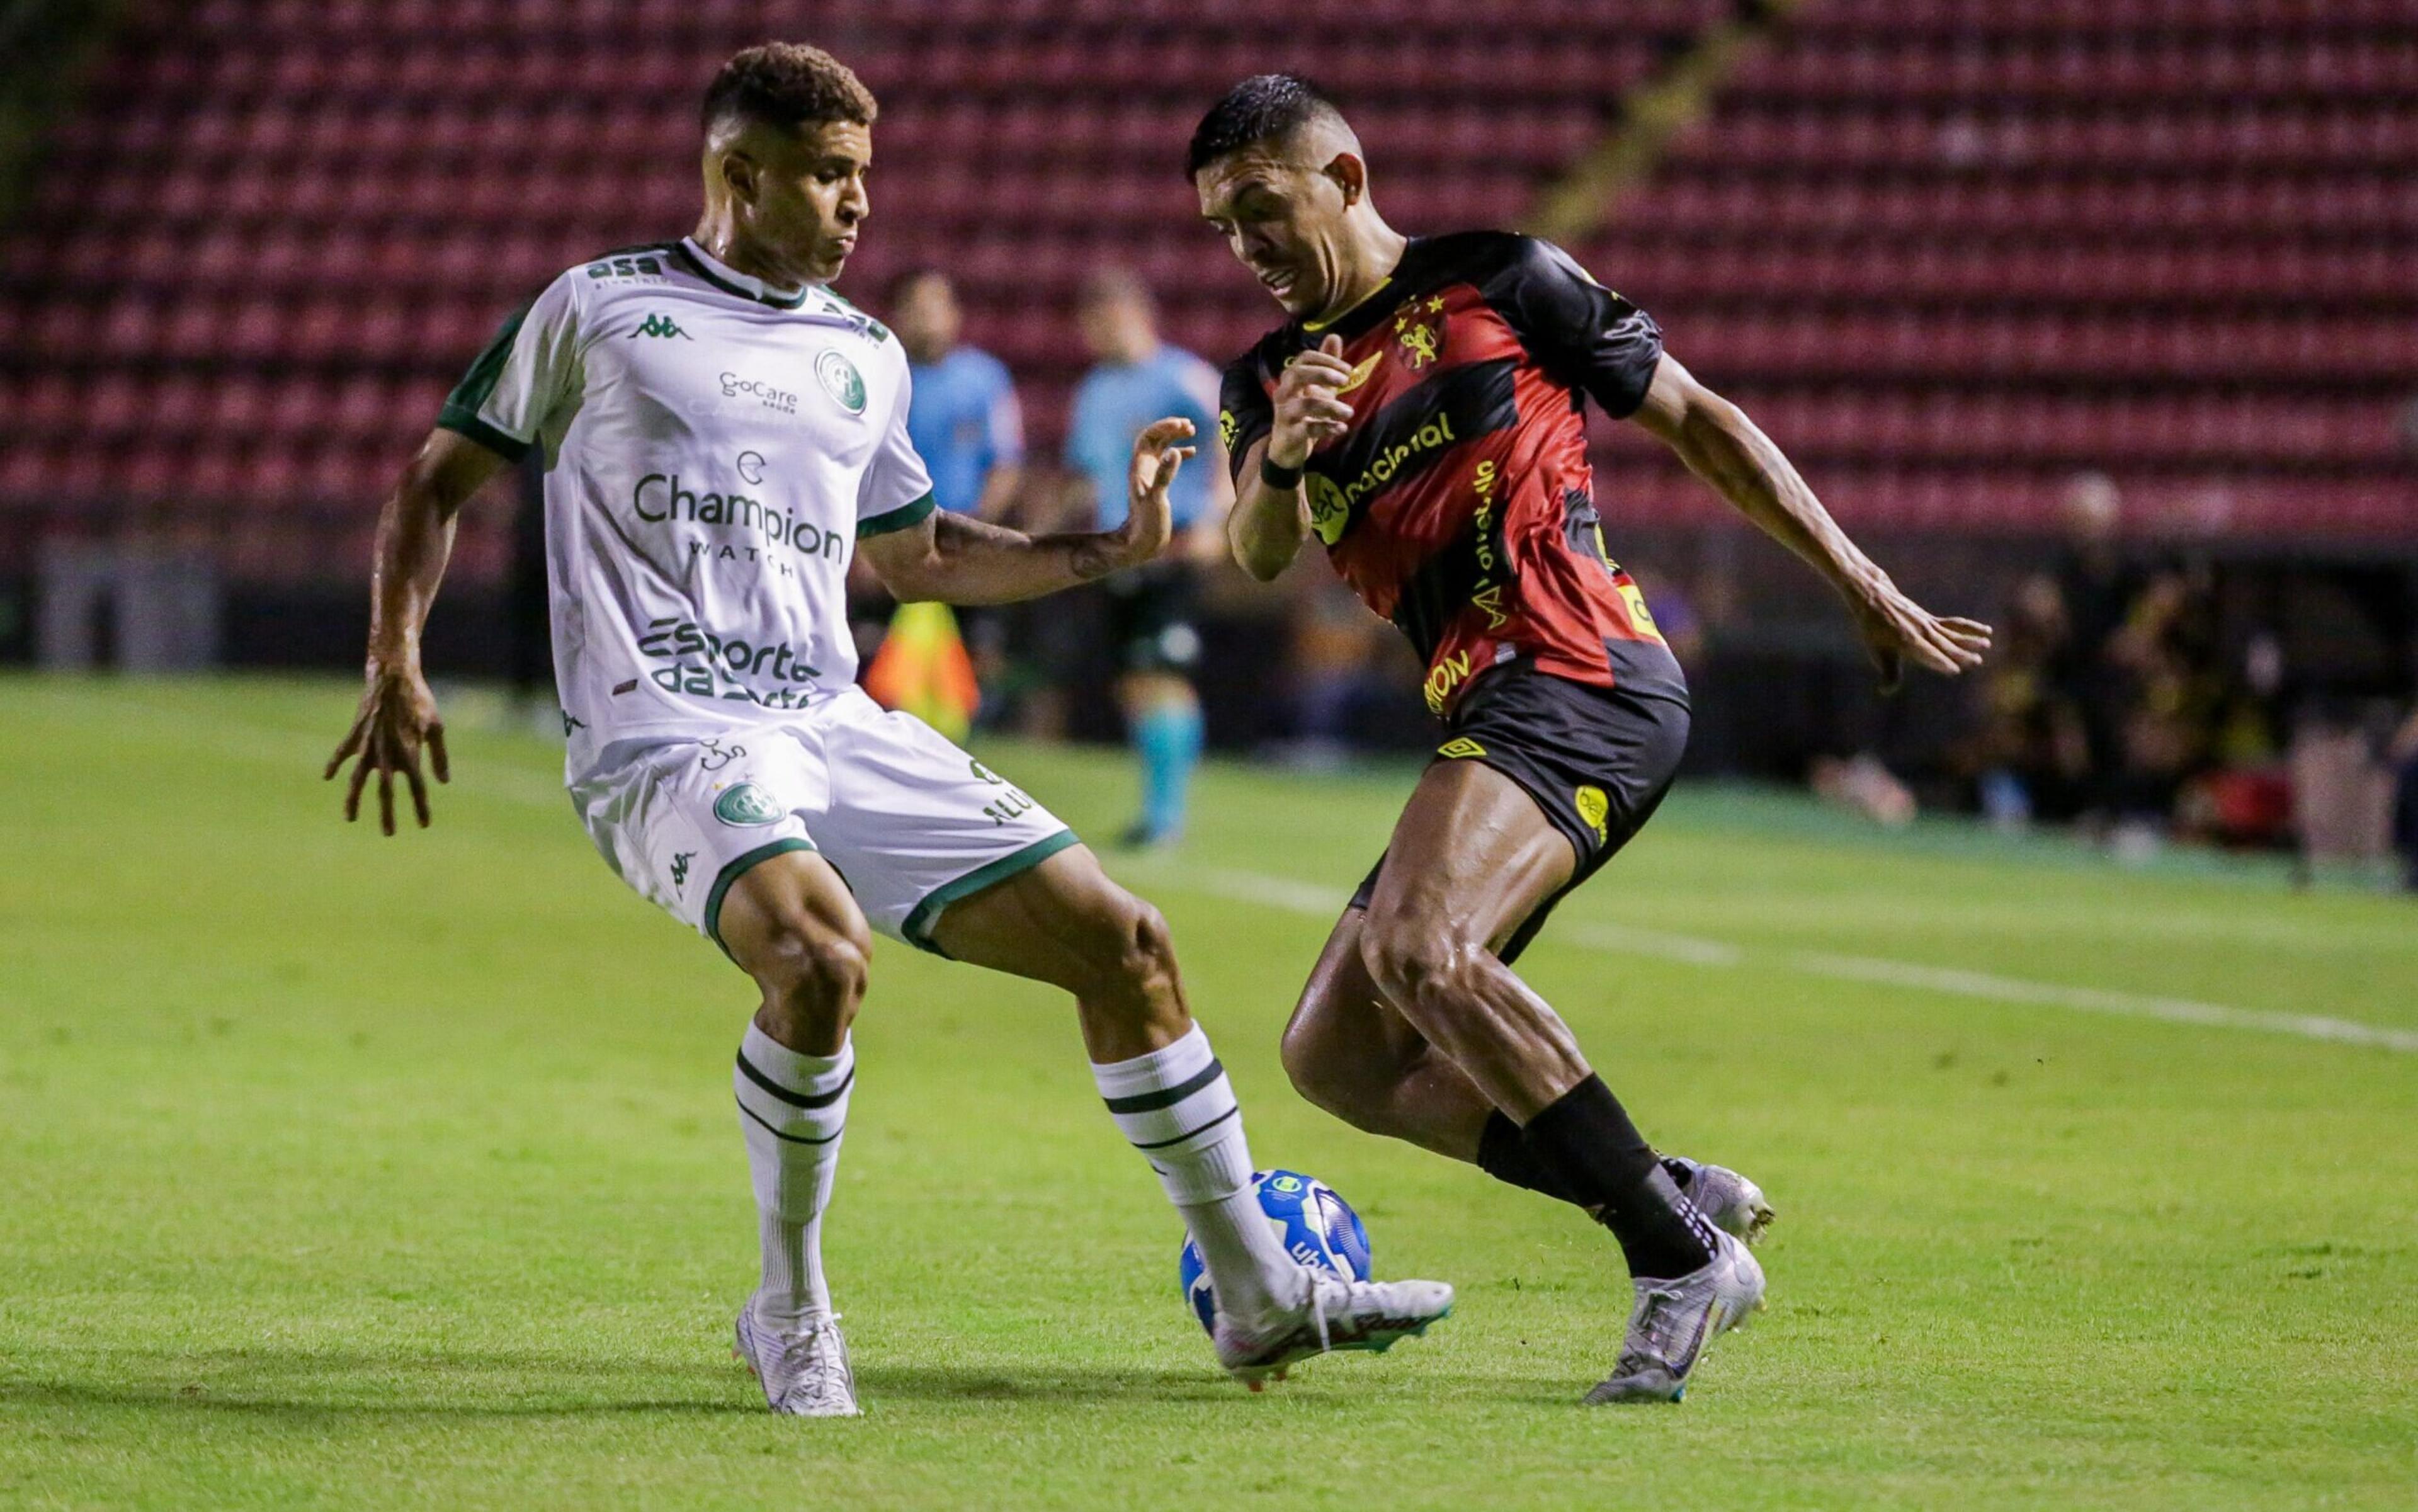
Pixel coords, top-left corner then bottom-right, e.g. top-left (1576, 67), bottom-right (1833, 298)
top-left (442, 297), bottom-right (535, 427)
top-left (703, 838), bottom-right (819, 962)
top-left (901, 829), bottom-right (1081, 957)
top-left (434, 404), bottom-right (531, 463)
top-left (856, 492), bottom-right (936, 539)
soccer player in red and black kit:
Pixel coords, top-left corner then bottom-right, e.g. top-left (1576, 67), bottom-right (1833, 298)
top-left (1190, 76), bottom-right (1993, 1403)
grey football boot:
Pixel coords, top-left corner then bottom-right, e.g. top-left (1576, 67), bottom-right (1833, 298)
top-left (1662, 1156), bottom-right (1776, 1246)
top-left (1582, 1227), bottom-right (1766, 1404)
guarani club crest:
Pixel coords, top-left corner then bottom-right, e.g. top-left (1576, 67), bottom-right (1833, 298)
top-left (712, 782), bottom-right (784, 826)
top-left (815, 348), bottom-right (867, 415)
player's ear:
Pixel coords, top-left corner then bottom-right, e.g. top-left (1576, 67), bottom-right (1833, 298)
top-left (1323, 152), bottom-right (1368, 207)
top-left (719, 148), bottom-right (760, 207)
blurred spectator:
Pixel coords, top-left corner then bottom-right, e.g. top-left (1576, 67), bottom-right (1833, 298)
top-left (1966, 572), bottom-right (2092, 828)
top-left (1065, 268), bottom-right (1230, 847)
top-left (2046, 472), bottom-right (2142, 819)
top-left (887, 267), bottom-right (1028, 725)
top-left (2393, 708), bottom-right (2418, 892)
top-left (2104, 564), bottom-right (2223, 833)
top-left (1274, 578), bottom-right (1394, 767)
top-left (2290, 702), bottom-right (2399, 878)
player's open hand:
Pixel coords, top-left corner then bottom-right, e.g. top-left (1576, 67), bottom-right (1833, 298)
top-left (1268, 333), bottom-right (1354, 469)
top-left (1850, 578), bottom-right (1993, 693)
top-left (1114, 416), bottom-right (1198, 569)
top-left (325, 661), bottom-right (450, 834)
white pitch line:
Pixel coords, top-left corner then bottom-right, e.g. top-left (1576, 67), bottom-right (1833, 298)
top-left (1171, 864), bottom-right (2417, 1057)
top-left (1788, 952), bottom-right (2418, 1055)
top-left (114, 709), bottom-right (2415, 1059)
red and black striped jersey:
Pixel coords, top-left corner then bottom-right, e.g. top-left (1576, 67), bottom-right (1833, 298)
top-left (1220, 232), bottom-right (1683, 717)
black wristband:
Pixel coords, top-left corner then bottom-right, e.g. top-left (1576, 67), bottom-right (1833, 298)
top-left (1259, 455), bottom-right (1303, 491)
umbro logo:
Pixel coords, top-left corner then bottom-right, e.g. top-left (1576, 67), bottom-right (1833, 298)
top-left (630, 313), bottom-right (693, 340)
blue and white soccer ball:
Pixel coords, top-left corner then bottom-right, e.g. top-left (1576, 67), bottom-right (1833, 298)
top-left (1178, 1169), bottom-right (1373, 1334)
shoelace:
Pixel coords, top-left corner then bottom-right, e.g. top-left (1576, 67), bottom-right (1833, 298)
top-left (1307, 1276), bottom-right (1335, 1355)
top-left (1622, 1282), bottom-right (1695, 1372)
top-left (772, 1315), bottom-right (851, 1410)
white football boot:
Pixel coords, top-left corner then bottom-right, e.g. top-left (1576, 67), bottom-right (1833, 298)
top-left (1661, 1156), bottom-right (1777, 1246)
top-left (1582, 1227), bottom-right (1766, 1404)
top-left (733, 1298), bottom-right (861, 1418)
top-left (1213, 1271), bottom-right (1455, 1390)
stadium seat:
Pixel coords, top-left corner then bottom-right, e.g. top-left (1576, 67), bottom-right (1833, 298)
top-left (1, 0), bottom-right (2409, 559)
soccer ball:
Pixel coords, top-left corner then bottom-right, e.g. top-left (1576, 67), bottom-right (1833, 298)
top-left (1178, 1169), bottom-right (1372, 1334)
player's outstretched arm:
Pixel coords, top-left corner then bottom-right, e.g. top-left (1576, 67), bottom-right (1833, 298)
top-left (324, 428), bottom-right (507, 833)
top-left (1630, 355), bottom-right (1992, 691)
top-left (1226, 334), bottom-right (1354, 581)
top-left (860, 418), bottom-right (1195, 606)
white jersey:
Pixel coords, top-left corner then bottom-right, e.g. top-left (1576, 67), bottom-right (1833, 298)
top-left (438, 237), bottom-right (933, 776)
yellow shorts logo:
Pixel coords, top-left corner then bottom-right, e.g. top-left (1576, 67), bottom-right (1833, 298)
top-left (1574, 785), bottom-right (1611, 841)
top-left (1614, 579), bottom-right (1665, 644)
top-left (1437, 737), bottom-right (1487, 759)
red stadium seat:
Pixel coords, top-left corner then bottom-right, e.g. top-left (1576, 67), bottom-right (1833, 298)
top-left (0, 0), bottom-right (2408, 556)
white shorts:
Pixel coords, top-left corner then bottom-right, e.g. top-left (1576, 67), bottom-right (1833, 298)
top-left (570, 688), bottom-right (1077, 957)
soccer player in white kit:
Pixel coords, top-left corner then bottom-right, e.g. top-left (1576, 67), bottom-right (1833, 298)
top-left (324, 44), bottom-right (1451, 1416)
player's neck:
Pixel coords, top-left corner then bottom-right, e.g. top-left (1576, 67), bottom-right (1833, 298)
top-left (689, 213), bottom-right (815, 293)
top-left (1312, 220), bottom-right (1410, 327)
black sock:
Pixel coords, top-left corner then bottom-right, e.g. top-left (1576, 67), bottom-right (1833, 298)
top-left (1476, 1110), bottom-right (1589, 1205)
top-left (1519, 1076), bottom-right (1717, 1280)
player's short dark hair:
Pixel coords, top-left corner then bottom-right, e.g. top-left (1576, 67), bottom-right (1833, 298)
top-left (1184, 72), bottom-right (1344, 178)
top-left (702, 43), bottom-right (878, 135)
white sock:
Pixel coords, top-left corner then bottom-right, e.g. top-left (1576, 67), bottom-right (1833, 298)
top-left (733, 1022), bottom-right (853, 1331)
top-left (1093, 1025), bottom-right (1305, 1330)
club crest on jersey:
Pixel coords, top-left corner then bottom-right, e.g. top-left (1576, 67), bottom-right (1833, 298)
top-left (1393, 310), bottom-right (1441, 369)
top-left (815, 348), bottom-right (867, 415)
top-left (712, 782), bottom-right (784, 827)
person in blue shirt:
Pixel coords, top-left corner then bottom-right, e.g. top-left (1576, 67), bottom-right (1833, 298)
top-left (1066, 268), bottom-right (1232, 847)
top-left (890, 266), bottom-right (1025, 520)
top-left (886, 267), bottom-right (1028, 721)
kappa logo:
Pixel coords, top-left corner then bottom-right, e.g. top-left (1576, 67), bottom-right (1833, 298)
top-left (1218, 408), bottom-right (1238, 449)
top-left (1436, 736), bottom-right (1487, 759)
top-left (1334, 350), bottom-right (1384, 395)
top-left (1574, 785), bottom-right (1611, 841)
top-left (815, 348), bottom-right (867, 415)
top-left (712, 782), bottom-right (784, 826)
top-left (630, 312), bottom-right (692, 340)
top-left (670, 851), bottom-right (695, 889)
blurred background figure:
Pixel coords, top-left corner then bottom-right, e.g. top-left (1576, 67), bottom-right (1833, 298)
top-left (891, 267), bottom-right (1025, 526)
top-left (2395, 705), bottom-right (2418, 892)
top-left (887, 266), bottom-right (1028, 725)
top-left (1065, 268), bottom-right (1230, 848)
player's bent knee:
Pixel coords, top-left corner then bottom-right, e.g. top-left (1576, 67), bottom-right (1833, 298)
top-left (747, 924), bottom-right (871, 1034)
top-left (1359, 920), bottom-right (1477, 1027)
top-left (1279, 1008), bottom-right (1361, 1119)
top-left (1100, 892), bottom-right (1180, 1006)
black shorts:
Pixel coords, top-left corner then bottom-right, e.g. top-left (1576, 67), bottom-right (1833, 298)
top-left (1351, 654), bottom-right (1690, 965)
top-left (1101, 559), bottom-right (1201, 675)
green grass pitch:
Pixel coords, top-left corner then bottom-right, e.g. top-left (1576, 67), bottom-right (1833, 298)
top-left (3, 675), bottom-right (2413, 1509)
